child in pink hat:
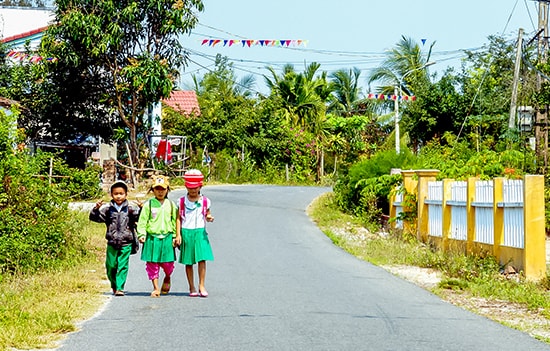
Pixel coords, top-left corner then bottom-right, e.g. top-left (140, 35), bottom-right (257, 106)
top-left (176, 169), bottom-right (214, 297)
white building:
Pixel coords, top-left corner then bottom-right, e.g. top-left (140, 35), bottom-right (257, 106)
top-left (0, 7), bottom-right (54, 49)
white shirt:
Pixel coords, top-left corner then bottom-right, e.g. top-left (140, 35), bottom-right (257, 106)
top-left (180, 196), bottom-right (211, 229)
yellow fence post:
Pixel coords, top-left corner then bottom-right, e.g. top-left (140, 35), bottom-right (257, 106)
top-left (416, 170), bottom-right (439, 242)
top-left (523, 175), bottom-right (546, 281)
top-left (401, 170), bottom-right (417, 235)
top-left (493, 177), bottom-right (504, 261)
top-left (466, 177), bottom-right (477, 253)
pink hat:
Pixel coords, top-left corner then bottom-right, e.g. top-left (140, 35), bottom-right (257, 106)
top-left (184, 169), bottom-right (204, 188)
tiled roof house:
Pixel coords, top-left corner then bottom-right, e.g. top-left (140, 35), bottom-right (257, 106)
top-left (162, 90), bottom-right (200, 116)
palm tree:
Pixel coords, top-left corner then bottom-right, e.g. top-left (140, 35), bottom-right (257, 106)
top-left (328, 67), bottom-right (362, 116)
top-left (264, 63), bottom-right (328, 132)
top-left (192, 55), bottom-right (256, 98)
top-left (367, 36), bottom-right (435, 152)
top-left (367, 35), bottom-right (434, 95)
top-left (264, 62), bottom-right (332, 180)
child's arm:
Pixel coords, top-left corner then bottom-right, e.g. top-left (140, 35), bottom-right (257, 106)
top-left (205, 208), bottom-right (214, 222)
top-left (205, 197), bottom-right (214, 222)
top-left (174, 199), bottom-right (182, 247)
top-left (136, 201), bottom-right (149, 243)
top-left (129, 205), bottom-right (141, 231)
top-left (89, 200), bottom-right (106, 223)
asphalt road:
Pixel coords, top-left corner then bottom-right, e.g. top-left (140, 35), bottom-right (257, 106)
top-left (59, 185), bottom-right (550, 351)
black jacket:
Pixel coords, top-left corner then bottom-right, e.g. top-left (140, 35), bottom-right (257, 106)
top-left (89, 200), bottom-right (141, 249)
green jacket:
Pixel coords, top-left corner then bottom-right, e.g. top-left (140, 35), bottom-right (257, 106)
top-left (136, 198), bottom-right (177, 240)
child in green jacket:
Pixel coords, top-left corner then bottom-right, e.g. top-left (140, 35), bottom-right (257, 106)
top-left (137, 175), bottom-right (178, 297)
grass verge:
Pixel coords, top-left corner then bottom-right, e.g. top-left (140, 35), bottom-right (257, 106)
top-left (308, 192), bottom-right (550, 343)
top-left (0, 211), bottom-right (107, 351)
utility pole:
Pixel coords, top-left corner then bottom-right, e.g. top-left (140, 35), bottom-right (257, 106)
top-left (509, 28), bottom-right (523, 129)
top-left (535, 0), bottom-right (549, 173)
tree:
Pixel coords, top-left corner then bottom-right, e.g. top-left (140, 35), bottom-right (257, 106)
top-left (403, 71), bottom-right (465, 148)
top-left (367, 36), bottom-right (436, 151)
top-left (264, 62), bottom-right (332, 180)
top-left (264, 63), bottom-right (327, 131)
top-left (367, 36), bottom-right (435, 96)
top-left (164, 56), bottom-right (288, 169)
top-left (41, 0), bottom-right (204, 172)
top-left (328, 67), bottom-right (363, 116)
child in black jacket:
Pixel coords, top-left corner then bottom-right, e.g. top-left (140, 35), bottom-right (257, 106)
top-left (89, 181), bottom-right (141, 296)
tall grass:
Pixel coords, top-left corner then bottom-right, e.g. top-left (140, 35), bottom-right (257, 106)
top-left (0, 211), bottom-right (107, 351)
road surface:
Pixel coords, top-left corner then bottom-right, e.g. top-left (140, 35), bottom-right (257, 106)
top-left (59, 185), bottom-right (550, 350)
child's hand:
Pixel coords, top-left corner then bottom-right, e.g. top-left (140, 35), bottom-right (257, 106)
top-left (206, 214), bottom-right (214, 222)
top-left (139, 237), bottom-right (146, 244)
top-left (174, 236), bottom-right (181, 247)
top-left (94, 200), bottom-right (104, 210)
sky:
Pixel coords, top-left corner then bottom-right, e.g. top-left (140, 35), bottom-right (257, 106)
top-left (177, 0), bottom-right (542, 95)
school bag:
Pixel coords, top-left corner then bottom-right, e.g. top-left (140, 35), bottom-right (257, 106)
top-left (179, 195), bottom-right (208, 221)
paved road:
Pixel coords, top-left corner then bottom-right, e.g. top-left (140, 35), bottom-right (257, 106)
top-left (60, 185), bottom-right (550, 351)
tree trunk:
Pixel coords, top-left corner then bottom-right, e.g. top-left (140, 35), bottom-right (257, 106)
top-left (128, 123), bottom-right (139, 186)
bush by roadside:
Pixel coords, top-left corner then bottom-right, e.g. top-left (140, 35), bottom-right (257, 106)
top-left (0, 109), bottom-right (101, 276)
top-left (0, 211), bottom-right (107, 351)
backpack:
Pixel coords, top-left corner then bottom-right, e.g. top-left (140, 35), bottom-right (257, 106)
top-left (146, 198), bottom-right (175, 221)
top-left (179, 195), bottom-right (208, 221)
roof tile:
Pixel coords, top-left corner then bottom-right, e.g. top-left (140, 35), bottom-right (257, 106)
top-left (162, 90), bottom-right (200, 116)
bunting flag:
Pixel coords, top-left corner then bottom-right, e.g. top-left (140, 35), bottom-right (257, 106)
top-left (6, 50), bottom-right (58, 63)
top-left (201, 39), bottom-right (307, 47)
top-left (367, 93), bottom-right (416, 101)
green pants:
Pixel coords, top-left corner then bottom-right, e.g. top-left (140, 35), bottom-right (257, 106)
top-left (105, 244), bottom-right (132, 291)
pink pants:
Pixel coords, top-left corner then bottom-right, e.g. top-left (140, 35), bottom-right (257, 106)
top-left (145, 261), bottom-right (175, 280)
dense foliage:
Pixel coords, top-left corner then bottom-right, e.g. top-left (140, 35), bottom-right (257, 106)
top-left (0, 109), bottom-right (95, 276)
top-left (38, 0), bottom-right (204, 167)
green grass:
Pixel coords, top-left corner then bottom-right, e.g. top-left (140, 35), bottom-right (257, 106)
top-left (0, 211), bottom-right (107, 351)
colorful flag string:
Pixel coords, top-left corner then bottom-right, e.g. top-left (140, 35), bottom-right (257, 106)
top-left (366, 93), bottom-right (416, 101)
top-left (7, 50), bottom-right (58, 63)
top-left (201, 39), bottom-right (307, 47)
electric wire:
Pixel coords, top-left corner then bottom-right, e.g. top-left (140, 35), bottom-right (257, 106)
top-left (454, 0), bottom-right (524, 148)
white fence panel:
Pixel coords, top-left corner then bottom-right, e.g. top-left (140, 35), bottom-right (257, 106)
top-left (404, 178), bottom-right (526, 249)
top-left (474, 180), bottom-right (493, 244)
top-left (502, 180), bottom-right (524, 248)
top-left (427, 181), bottom-right (443, 237)
top-left (449, 181), bottom-right (467, 240)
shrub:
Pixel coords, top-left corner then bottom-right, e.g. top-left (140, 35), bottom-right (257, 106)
top-left (334, 149), bottom-right (412, 221)
top-left (0, 109), bottom-right (87, 274)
